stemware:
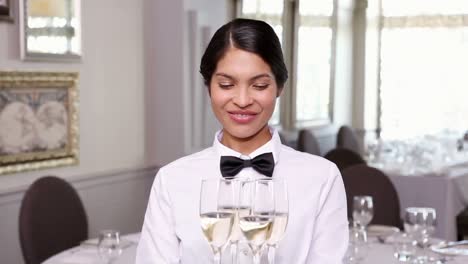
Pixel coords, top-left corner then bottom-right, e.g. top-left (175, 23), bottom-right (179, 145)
top-left (200, 178), bottom-right (237, 264)
top-left (217, 177), bottom-right (243, 264)
top-left (344, 221), bottom-right (368, 264)
top-left (392, 232), bottom-right (416, 262)
top-left (352, 196), bottom-right (374, 230)
top-left (97, 230), bottom-right (123, 264)
top-left (239, 179), bottom-right (275, 264)
top-left (266, 178), bottom-right (289, 264)
top-left (404, 207), bottom-right (437, 263)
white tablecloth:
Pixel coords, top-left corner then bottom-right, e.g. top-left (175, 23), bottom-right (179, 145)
top-left (383, 163), bottom-right (468, 241)
top-left (359, 237), bottom-right (468, 264)
top-left (42, 233), bottom-right (140, 264)
top-left (42, 232), bottom-right (468, 264)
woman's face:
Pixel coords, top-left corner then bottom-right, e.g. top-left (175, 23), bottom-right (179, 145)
top-left (209, 47), bottom-right (280, 142)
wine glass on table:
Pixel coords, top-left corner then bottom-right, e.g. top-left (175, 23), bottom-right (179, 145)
top-left (266, 178), bottom-right (288, 264)
top-left (97, 230), bottom-right (123, 264)
top-left (200, 178), bottom-right (237, 264)
top-left (404, 207), bottom-right (436, 263)
top-left (353, 196), bottom-right (374, 231)
top-left (239, 179), bottom-right (275, 264)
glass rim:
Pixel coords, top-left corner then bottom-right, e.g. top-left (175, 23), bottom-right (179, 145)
top-left (353, 195), bottom-right (373, 200)
top-left (405, 207), bottom-right (436, 213)
top-left (98, 229), bottom-right (120, 237)
top-left (201, 177), bottom-right (239, 183)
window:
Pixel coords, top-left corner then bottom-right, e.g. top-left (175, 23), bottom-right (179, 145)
top-left (235, 0), bottom-right (336, 129)
top-left (379, 0), bottom-right (468, 139)
top-left (26, 0), bottom-right (80, 55)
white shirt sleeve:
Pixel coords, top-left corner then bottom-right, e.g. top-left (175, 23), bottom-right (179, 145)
top-left (136, 169), bottom-right (181, 264)
top-left (306, 164), bottom-right (349, 264)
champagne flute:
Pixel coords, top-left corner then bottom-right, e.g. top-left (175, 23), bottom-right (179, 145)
top-left (97, 230), bottom-right (123, 264)
top-left (404, 207), bottom-right (436, 263)
top-left (352, 196), bottom-right (374, 230)
top-left (239, 179), bottom-right (275, 264)
top-left (200, 178), bottom-right (236, 264)
top-left (267, 178), bottom-right (288, 264)
top-left (217, 177), bottom-right (242, 264)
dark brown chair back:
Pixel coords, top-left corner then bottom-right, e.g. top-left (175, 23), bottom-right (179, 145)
top-left (324, 148), bottom-right (366, 172)
top-left (341, 164), bottom-right (402, 228)
top-left (297, 129), bottom-right (321, 155)
top-left (19, 176), bottom-right (88, 264)
top-left (337, 125), bottom-right (361, 154)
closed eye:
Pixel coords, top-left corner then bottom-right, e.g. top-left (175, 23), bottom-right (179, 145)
top-left (253, 84), bottom-right (269, 90)
top-left (219, 83), bottom-right (234, 89)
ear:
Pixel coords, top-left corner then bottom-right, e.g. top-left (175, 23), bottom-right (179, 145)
top-left (276, 87), bottom-right (284, 98)
top-left (207, 85), bottom-right (212, 97)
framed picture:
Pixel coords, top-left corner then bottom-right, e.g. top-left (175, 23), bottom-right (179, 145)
top-left (0, 0), bottom-right (13, 22)
top-left (0, 71), bottom-right (79, 175)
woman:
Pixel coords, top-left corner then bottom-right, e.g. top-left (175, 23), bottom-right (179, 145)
top-left (136, 18), bottom-right (348, 264)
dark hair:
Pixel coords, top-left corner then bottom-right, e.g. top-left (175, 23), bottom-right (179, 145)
top-left (200, 18), bottom-right (288, 89)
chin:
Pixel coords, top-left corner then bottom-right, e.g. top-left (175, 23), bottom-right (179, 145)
top-left (224, 125), bottom-right (268, 140)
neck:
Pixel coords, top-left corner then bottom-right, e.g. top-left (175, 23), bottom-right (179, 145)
top-left (221, 126), bottom-right (272, 155)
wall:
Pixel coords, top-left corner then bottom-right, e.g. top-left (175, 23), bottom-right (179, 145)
top-left (0, 0), bottom-right (147, 194)
top-left (0, 0), bottom-right (153, 263)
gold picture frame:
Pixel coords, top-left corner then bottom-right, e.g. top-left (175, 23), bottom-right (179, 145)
top-left (0, 71), bottom-right (79, 175)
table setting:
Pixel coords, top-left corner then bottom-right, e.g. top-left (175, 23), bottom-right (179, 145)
top-left (345, 195), bottom-right (468, 264)
top-left (42, 232), bottom-right (140, 264)
top-left (364, 131), bottom-right (468, 241)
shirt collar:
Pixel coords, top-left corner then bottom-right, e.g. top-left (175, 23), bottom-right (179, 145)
top-left (213, 126), bottom-right (281, 164)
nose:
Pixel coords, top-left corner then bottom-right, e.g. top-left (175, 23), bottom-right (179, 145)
top-left (232, 87), bottom-right (253, 108)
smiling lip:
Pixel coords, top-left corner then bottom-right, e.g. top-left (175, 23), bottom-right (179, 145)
top-left (228, 110), bottom-right (257, 124)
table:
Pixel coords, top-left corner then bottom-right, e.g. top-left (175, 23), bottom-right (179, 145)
top-left (357, 237), bottom-right (468, 264)
top-left (43, 232), bottom-right (468, 264)
top-left (42, 233), bottom-right (140, 264)
top-left (381, 163), bottom-right (468, 241)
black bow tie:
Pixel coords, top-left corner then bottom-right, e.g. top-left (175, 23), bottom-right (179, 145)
top-left (220, 152), bottom-right (275, 178)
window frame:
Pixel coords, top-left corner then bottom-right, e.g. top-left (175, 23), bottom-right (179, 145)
top-left (376, 0), bottom-right (468, 139)
top-left (233, 0), bottom-right (338, 130)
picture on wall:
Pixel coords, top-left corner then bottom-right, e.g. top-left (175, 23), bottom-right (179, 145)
top-left (0, 0), bottom-right (13, 22)
top-left (0, 71), bottom-right (79, 175)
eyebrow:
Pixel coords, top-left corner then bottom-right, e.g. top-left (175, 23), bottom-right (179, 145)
top-left (214, 73), bottom-right (273, 81)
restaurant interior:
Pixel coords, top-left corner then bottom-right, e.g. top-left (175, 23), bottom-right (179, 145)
top-left (1, 0), bottom-right (468, 263)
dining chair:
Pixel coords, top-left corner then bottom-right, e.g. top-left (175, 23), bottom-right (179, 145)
top-left (297, 128), bottom-right (321, 156)
top-left (341, 164), bottom-right (402, 229)
top-left (19, 176), bottom-right (88, 264)
top-left (324, 148), bottom-right (366, 172)
top-left (337, 125), bottom-right (361, 155)
top-left (457, 207), bottom-right (468, 240)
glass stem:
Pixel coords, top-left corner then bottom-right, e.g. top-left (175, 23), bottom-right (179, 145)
top-left (268, 245), bottom-right (277, 264)
top-left (230, 242), bottom-right (238, 264)
top-left (252, 247), bottom-right (262, 264)
top-left (213, 246), bottom-right (222, 264)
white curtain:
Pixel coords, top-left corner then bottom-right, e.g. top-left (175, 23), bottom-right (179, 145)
top-left (379, 0), bottom-right (468, 139)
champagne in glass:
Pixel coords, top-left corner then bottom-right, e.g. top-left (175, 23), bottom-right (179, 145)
top-left (239, 179), bottom-right (275, 264)
top-left (200, 212), bottom-right (235, 248)
top-left (267, 178), bottom-right (289, 264)
top-left (352, 196), bottom-right (374, 229)
top-left (217, 178), bottom-right (243, 264)
top-left (200, 178), bottom-right (236, 264)
top-left (267, 212), bottom-right (288, 245)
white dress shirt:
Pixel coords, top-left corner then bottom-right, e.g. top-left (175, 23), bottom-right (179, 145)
top-left (136, 128), bottom-right (349, 264)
